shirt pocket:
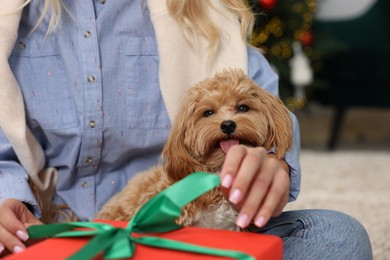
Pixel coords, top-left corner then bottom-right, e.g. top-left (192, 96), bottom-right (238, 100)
top-left (123, 36), bottom-right (170, 130)
top-left (9, 37), bottom-right (79, 130)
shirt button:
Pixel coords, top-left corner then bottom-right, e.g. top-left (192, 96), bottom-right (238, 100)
top-left (81, 181), bottom-right (88, 188)
top-left (100, 0), bottom-right (106, 3)
top-left (83, 31), bottom-right (91, 38)
top-left (87, 75), bottom-right (96, 83)
top-left (89, 120), bottom-right (97, 128)
top-left (18, 41), bottom-right (26, 49)
top-left (86, 157), bottom-right (93, 164)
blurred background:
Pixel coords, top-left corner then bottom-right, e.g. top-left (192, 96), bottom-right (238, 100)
top-left (249, 0), bottom-right (390, 150)
top-left (248, 0), bottom-right (390, 258)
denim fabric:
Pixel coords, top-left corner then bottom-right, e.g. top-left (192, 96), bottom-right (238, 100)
top-left (0, 0), bottom-right (302, 220)
top-left (248, 209), bottom-right (373, 260)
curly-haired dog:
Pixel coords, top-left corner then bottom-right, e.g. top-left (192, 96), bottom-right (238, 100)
top-left (96, 69), bottom-right (292, 231)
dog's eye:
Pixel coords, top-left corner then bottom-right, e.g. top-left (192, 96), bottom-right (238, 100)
top-left (237, 105), bottom-right (249, 113)
top-left (203, 110), bottom-right (214, 117)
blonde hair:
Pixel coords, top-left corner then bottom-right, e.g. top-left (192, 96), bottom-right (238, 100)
top-left (33, 0), bottom-right (254, 45)
top-left (23, 0), bottom-right (67, 36)
top-left (166, 0), bottom-right (254, 55)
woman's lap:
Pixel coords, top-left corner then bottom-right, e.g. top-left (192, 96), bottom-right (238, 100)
top-left (247, 209), bottom-right (373, 260)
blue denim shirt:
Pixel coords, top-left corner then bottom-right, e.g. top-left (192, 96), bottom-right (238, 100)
top-left (0, 0), bottom-right (300, 221)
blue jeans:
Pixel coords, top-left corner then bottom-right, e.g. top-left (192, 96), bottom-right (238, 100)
top-left (247, 209), bottom-right (373, 260)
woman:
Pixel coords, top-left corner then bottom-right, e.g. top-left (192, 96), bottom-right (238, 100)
top-left (0, 0), bottom-right (372, 258)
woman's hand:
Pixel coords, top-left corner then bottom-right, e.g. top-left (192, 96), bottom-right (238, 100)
top-left (220, 145), bottom-right (290, 229)
top-left (0, 199), bottom-right (42, 256)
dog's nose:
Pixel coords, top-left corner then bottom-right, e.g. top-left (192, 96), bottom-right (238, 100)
top-left (220, 120), bottom-right (236, 135)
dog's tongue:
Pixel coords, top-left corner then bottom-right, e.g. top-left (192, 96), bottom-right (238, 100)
top-left (220, 139), bottom-right (239, 154)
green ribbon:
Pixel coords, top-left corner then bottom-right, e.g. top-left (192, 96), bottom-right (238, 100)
top-left (28, 172), bottom-right (255, 260)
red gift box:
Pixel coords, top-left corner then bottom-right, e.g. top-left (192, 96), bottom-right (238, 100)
top-left (5, 221), bottom-right (282, 260)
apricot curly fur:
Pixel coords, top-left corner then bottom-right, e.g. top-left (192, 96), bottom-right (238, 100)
top-left (96, 69), bottom-right (293, 231)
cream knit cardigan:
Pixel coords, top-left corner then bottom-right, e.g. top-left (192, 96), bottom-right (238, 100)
top-left (0, 0), bottom-right (247, 195)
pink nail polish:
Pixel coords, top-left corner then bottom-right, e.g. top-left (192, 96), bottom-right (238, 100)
top-left (16, 230), bottom-right (29, 241)
top-left (255, 216), bottom-right (265, 227)
top-left (236, 214), bottom-right (249, 228)
top-left (0, 243), bottom-right (4, 254)
top-left (221, 174), bottom-right (232, 188)
top-left (229, 189), bottom-right (241, 204)
top-left (13, 245), bottom-right (25, 253)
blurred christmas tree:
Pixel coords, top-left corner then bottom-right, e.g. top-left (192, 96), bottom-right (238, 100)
top-left (248, 0), bottom-right (317, 110)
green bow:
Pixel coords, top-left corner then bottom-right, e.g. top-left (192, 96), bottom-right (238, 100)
top-left (28, 172), bottom-right (254, 260)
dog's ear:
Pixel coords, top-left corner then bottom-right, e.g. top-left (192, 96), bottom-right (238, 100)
top-left (256, 87), bottom-right (293, 159)
top-left (162, 96), bottom-right (201, 181)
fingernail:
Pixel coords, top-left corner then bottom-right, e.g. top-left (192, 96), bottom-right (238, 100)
top-left (16, 230), bottom-right (29, 241)
top-left (0, 243), bottom-right (4, 253)
top-left (236, 213), bottom-right (249, 228)
top-left (255, 216), bottom-right (265, 227)
top-left (13, 245), bottom-right (25, 253)
top-left (221, 174), bottom-right (232, 188)
top-left (229, 189), bottom-right (241, 204)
